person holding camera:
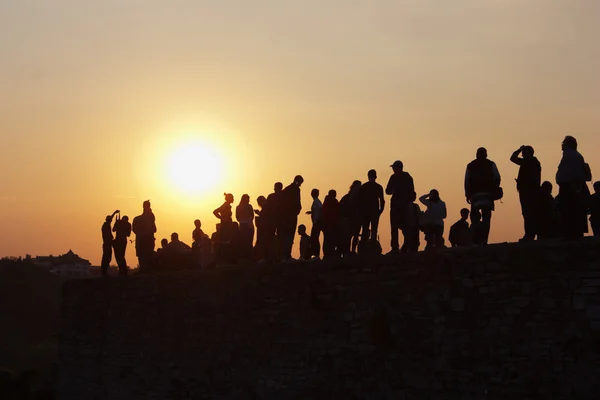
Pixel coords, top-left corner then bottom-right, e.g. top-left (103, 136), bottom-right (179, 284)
top-left (112, 212), bottom-right (132, 275)
top-left (510, 145), bottom-right (542, 241)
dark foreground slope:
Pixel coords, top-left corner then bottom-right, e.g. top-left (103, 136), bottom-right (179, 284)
top-left (59, 239), bottom-right (600, 399)
top-left (0, 261), bottom-right (63, 389)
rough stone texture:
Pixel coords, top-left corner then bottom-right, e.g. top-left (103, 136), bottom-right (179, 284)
top-left (58, 239), bottom-right (600, 399)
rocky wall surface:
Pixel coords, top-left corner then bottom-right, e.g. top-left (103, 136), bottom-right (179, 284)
top-left (58, 239), bottom-right (600, 399)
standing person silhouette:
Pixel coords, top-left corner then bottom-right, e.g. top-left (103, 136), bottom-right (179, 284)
top-left (306, 189), bottom-right (323, 259)
top-left (556, 136), bottom-right (591, 239)
top-left (385, 160), bottom-right (415, 255)
top-left (280, 175), bottom-right (304, 261)
top-left (510, 145), bottom-right (542, 241)
top-left (236, 194), bottom-right (255, 260)
top-left (465, 148), bottom-right (501, 245)
top-left (359, 169), bottom-right (385, 243)
top-left (322, 190), bottom-right (340, 260)
top-left (264, 182), bottom-right (284, 262)
top-left (132, 200), bottom-right (157, 271)
top-left (101, 210), bottom-right (119, 277)
top-left (339, 180), bottom-right (362, 257)
top-left (112, 213), bottom-right (131, 275)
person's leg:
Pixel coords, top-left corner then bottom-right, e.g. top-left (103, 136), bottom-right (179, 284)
top-left (390, 208), bottom-right (399, 251)
top-left (435, 225), bottom-right (444, 248)
top-left (361, 217), bottom-right (370, 244)
top-left (101, 243), bottom-right (112, 276)
top-left (310, 221), bottom-right (321, 258)
top-left (481, 209), bottom-right (492, 245)
top-left (371, 214), bottom-right (380, 242)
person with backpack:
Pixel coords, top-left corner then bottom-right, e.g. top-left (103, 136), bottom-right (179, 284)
top-left (465, 147), bottom-right (501, 245)
top-left (385, 160), bottom-right (416, 254)
top-left (556, 136), bottom-right (591, 239)
top-left (510, 145), bottom-right (542, 241)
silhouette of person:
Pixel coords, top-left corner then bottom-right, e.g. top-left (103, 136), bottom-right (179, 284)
top-left (112, 213), bottom-right (131, 275)
top-left (556, 136), bottom-right (590, 239)
top-left (297, 224), bottom-right (311, 260)
top-left (213, 193), bottom-right (236, 263)
top-left (449, 208), bottom-right (471, 247)
top-left (537, 181), bottom-right (558, 239)
top-left (510, 145), bottom-right (542, 241)
top-left (254, 195), bottom-right (267, 261)
top-left (322, 190), bottom-right (340, 260)
top-left (264, 182), bottom-right (284, 262)
top-left (157, 238), bottom-right (169, 268)
top-left (306, 189), bottom-right (323, 259)
top-left (385, 160), bottom-right (415, 254)
top-left (192, 219), bottom-right (205, 248)
top-left (359, 169), bottom-right (385, 243)
top-left (101, 210), bottom-right (119, 277)
top-left (419, 189), bottom-right (447, 250)
top-left (132, 200), bottom-right (157, 271)
top-left (340, 180), bottom-right (362, 257)
top-left (168, 232), bottom-right (191, 253)
top-left (589, 182), bottom-right (600, 236)
top-left (465, 148), bottom-right (501, 245)
top-left (236, 194), bottom-right (255, 260)
top-left (280, 175), bottom-right (304, 261)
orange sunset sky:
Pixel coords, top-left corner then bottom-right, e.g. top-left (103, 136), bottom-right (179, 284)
top-left (1, 0), bottom-right (599, 265)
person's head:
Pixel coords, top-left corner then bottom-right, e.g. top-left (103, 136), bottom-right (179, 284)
top-left (143, 200), bottom-right (151, 211)
top-left (390, 160), bottom-right (403, 174)
top-left (294, 175), bottom-right (304, 187)
top-left (476, 147), bottom-right (488, 160)
top-left (471, 209), bottom-right (482, 222)
top-left (311, 188), bottom-right (320, 199)
top-left (240, 194), bottom-right (250, 204)
top-left (429, 189), bottom-right (440, 202)
top-left (562, 135), bottom-right (578, 151)
top-left (350, 180), bottom-right (362, 193)
top-left (594, 181), bottom-right (600, 194)
top-left (541, 181), bottom-right (553, 195)
top-left (298, 224), bottom-right (307, 235)
top-left (257, 195), bottom-right (266, 208)
top-left (522, 145), bottom-right (534, 159)
top-left (367, 169), bottom-right (377, 181)
top-left (122, 216), bottom-right (129, 223)
top-left (328, 189), bottom-right (337, 199)
top-left (171, 232), bottom-right (179, 242)
top-left (105, 215), bottom-right (113, 223)
top-left (161, 238), bottom-right (168, 248)
top-left (224, 193), bottom-right (234, 203)
top-left (274, 182), bottom-right (283, 193)
top-left (460, 208), bottom-right (470, 220)
top-left (194, 219), bottom-right (201, 228)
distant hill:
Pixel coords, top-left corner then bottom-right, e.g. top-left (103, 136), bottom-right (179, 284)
top-left (0, 260), bottom-right (64, 388)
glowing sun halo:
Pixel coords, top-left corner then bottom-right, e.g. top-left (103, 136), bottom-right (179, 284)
top-left (166, 142), bottom-right (222, 195)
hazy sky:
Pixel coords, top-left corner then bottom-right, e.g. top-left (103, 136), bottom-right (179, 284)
top-left (1, 0), bottom-right (599, 264)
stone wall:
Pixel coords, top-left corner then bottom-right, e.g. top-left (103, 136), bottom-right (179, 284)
top-left (58, 239), bottom-right (600, 399)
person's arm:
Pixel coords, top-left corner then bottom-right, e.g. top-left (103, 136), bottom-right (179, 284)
top-left (235, 205), bottom-right (241, 222)
top-left (442, 202), bottom-right (447, 219)
top-left (385, 176), bottom-right (394, 195)
top-left (465, 166), bottom-right (471, 199)
top-left (249, 205), bottom-right (255, 221)
top-left (213, 207), bottom-right (222, 219)
top-left (419, 194), bottom-right (430, 207)
top-left (378, 185), bottom-right (386, 213)
top-left (492, 162), bottom-right (501, 186)
top-left (510, 148), bottom-right (523, 165)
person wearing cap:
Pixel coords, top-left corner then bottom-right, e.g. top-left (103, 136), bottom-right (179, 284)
top-left (465, 148), bottom-right (501, 245)
top-left (510, 145), bottom-right (542, 241)
top-left (385, 160), bottom-right (415, 254)
top-left (132, 200), bottom-right (157, 271)
top-left (279, 175), bottom-right (304, 261)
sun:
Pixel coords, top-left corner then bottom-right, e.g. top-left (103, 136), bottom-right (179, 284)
top-left (165, 141), bottom-right (222, 195)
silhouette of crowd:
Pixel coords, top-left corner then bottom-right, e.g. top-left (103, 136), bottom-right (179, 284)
top-left (100, 136), bottom-right (598, 276)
